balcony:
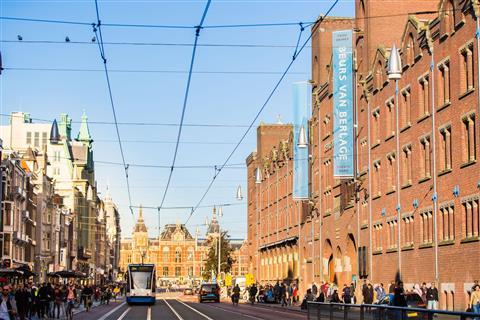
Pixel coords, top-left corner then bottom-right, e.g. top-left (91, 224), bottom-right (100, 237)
top-left (11, 186), bottom-right (26, 200)
top-left (22, 210), bottom-right (35, 225)
top-left (13, 231), bottom-right (28, 245)
top-left (78, 247), bottom-right (92, 259)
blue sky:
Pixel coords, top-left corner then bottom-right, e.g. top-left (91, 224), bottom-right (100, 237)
top-left (0, 0), bottom-right (354, 239)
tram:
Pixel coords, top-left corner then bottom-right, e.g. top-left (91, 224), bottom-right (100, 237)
top-left (126, 264), bottom-right (156, 305)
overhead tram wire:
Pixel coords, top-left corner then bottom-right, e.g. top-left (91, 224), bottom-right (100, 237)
top-left (92, 0), bottom-right (133, 213)
top-left (157, 0), bottom-right (212, 216)
top-left (185, 0), bottom-right (341, 225)
top-left (0, 113), bottom-right (250, 128)
top-left (0, 8), bottom-right (463, 30)
top-left (3, 67), bottom-right (308, 75)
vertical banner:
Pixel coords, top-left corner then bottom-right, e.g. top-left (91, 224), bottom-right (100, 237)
top-left (332, 30), bottom-right (354, 178)
top-left (293, 81), bottom-right (312, 200)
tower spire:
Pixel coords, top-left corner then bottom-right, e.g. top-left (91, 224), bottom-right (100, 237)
top-left (77, 110), bottom-right (92, 142)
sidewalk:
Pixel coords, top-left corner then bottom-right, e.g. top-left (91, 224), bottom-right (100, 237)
top-left (231, 298), bottom-right (306, 313)
top-left (74, 297), bottom-right (125, 315)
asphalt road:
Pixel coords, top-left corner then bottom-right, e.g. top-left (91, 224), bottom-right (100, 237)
top-left (74, 294), bottom-right (308, 320)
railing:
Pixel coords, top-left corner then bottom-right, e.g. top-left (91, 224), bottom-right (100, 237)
top-left (307, 302), bottom-right (480, 320)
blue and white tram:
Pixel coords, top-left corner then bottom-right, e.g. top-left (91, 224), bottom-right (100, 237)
top-left (126, 264), bottom-right (156, 305)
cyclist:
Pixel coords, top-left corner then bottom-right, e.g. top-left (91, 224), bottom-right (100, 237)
top-left (81, 285), bottom-right (93, 312)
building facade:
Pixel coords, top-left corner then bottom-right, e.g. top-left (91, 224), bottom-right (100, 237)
top-left (119, 207), bottom-right (208, 284)
top-left (247, 0), bottom-right (480, 310)
top-left (0, 112), bottom-right (121, 282)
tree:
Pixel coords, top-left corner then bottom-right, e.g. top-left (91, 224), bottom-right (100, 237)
top-left (202, 231), bottom-right (235, 280)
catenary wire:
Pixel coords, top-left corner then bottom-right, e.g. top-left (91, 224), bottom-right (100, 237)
top-left (0, 8), bottom-right (461, 30)
top-left (185, 0), bottom-right (341, 224)
top-left (93, 0), bottom-right (133, 212)
top-left (3, 67), bottom-right (308, 75)
top-left (157, 0), bottom-right (212, 215)
top-left (0, 113), bottom-right (251, 128)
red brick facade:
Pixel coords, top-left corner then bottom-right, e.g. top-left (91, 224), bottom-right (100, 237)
top-left (247, 0), bottom-right (480, 310)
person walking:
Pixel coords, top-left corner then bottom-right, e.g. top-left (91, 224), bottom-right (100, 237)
top-left (426, 282), bottom-right (439, 310)
top-left (248, 284), bottom-right (258, 305)
top-left (362, 281), bottom-right (373, 304)
top-left (375, 283), bottom-right (386, 302)
top-left (0, 286), bottom-right (15, 320)
top-left (232, 284), bottom-right (240, 306)
top-left (469, 285), bottom-right (480, 320)
top-left (342, 284), bottom-right (352, 304)
top-left (280, 283), bottom-right (287, 307)
top-left (312, 282), bottom-right (318, 298)
top-left (14, 284), bottom-right (28, 320)
top-left (287, 283), bottom-right (293, 306)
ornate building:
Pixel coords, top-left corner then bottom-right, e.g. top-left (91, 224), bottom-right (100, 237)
top-left (120, 207), bottom-right (248, 284)
top-left (119, 207), bottom-right (209, 284)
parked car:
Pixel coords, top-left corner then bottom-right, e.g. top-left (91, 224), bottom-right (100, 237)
top-left (198, 283), bottom-right (220, 303)
top-left (183, 288), bottom-right (194, 295)
top-left (375, 293), bottom-right (427, 320)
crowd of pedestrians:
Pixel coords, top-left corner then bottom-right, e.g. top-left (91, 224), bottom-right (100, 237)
top-left (0, 281), bottom-right (125, 320)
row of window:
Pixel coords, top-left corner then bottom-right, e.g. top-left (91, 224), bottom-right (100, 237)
top-left (371, 114), bottom-right (476, 195)
top-left (372, 197), bottom-right (480, 252)
top-left (26, 131), bottom-right (48, 149)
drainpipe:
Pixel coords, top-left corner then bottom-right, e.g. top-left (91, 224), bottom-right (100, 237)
top-left (366, 96), bottom-right (373, 282)
top-left (430, 43), bottom-right (439, 283)
top-left (394, 78), bottom-right (402, 279)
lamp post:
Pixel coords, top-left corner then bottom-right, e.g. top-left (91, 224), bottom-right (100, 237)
top-left (387, 43), bottom-right (402, 280)
top-left (255, 167), bottom-right (262, 283)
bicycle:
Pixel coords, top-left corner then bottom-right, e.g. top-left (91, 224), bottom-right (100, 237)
top-left (65, 300), bottom-right (75, 320)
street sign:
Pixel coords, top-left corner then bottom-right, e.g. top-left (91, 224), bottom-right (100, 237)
top-left (245, 274), bottom-right (254, 286)
top-left (225, 274), bottom-right (232, 287)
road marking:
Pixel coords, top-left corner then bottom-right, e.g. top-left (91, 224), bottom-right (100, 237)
top-left (163, 299), bottom-right (184, 320)
top-left (117, 307), bottom-right (132, 320)
top-left (147, 306), bottom-right (152, 320)
top-left (97, 302), bottom-right (127, 320)
top-left (175, 299), bottom-right (214, 320)
top-left (201, 303), bottom-right (264, 320)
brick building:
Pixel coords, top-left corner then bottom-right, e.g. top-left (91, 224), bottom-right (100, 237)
top-left (119, 207), bottom-right (209, 284)
top-left (246, 0), bottom-right (480, 310)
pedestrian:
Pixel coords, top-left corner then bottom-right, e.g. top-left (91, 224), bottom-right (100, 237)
top-left (14, 283), bottom-right (29, 320)
top-left (330, 289), bottom-right (341, 303)
top-left (393, 282), bottom-right (407, 307)
top-left (413, 283), bottom-right (423, 300)
top-left (375, 283), bottom-right (386, 302)
top-left (469, 285), bottom-right (480, 320)
top-left (349, 283), bottom-right (356, 304)
top-left (362, 281), bottom-right (373, 304)
top-left (292, 284), bottom-right (298, 304)
top-left (53, 284), bottom-right (64, 319)
top-left (232, 284), bottom-right (240, 306)
top-left (280, 283), bottom-right (287, 307)
top-left (421, 282), bottom-right (428, 303)
top-left (300, 289), bottom-right (315, 310)
top-left (287, 283), bottom-right (293, 306)
top-left (342, 284), bottom-right (352, 304)
top-left (0, 285), bottom-right (16, 320)
top-left (426, 282), bottom-right (439, 310)
top-left (47, 283), bottom-right (55, 318)
top-left (312, 282), bottom-right (318, 297)
top-left (321, 281), bottom-right (328, 299)
top-left (388, 281), bottom-right (395, 294)
top-left (248, 284), bottom-right (258, 305)
top-left (38, 283), bottom-right (49, 318)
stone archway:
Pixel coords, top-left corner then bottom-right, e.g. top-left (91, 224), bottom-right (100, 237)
top-left (323, 239), bottom-right (334, 283)
top-left (335, 246), bottom-right (343, 285)
top-left (344, 233), bottom-right (357, 286)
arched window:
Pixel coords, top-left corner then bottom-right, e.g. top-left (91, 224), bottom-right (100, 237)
top-left (175, 247), bottom-right (182, 263)
top-left (375, 60), bottom-right (384, 89)
top-left (162, 247), bottom-right (169, 263)
top-left (444, 0), bottom-right (455, 35)
top-left (187, 247), bottom-right (194, 261)
top-left (406, 33), bottom-right (415, 66)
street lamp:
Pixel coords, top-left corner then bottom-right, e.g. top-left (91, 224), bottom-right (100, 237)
top-left (297, 125), bottom-right (308, 148)
top-left (236, 185), bottom-right (243, 201)
top-left (255, 167), bottom-right (262, 184)
top-left (387, 43), bottom-right (402, 280)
